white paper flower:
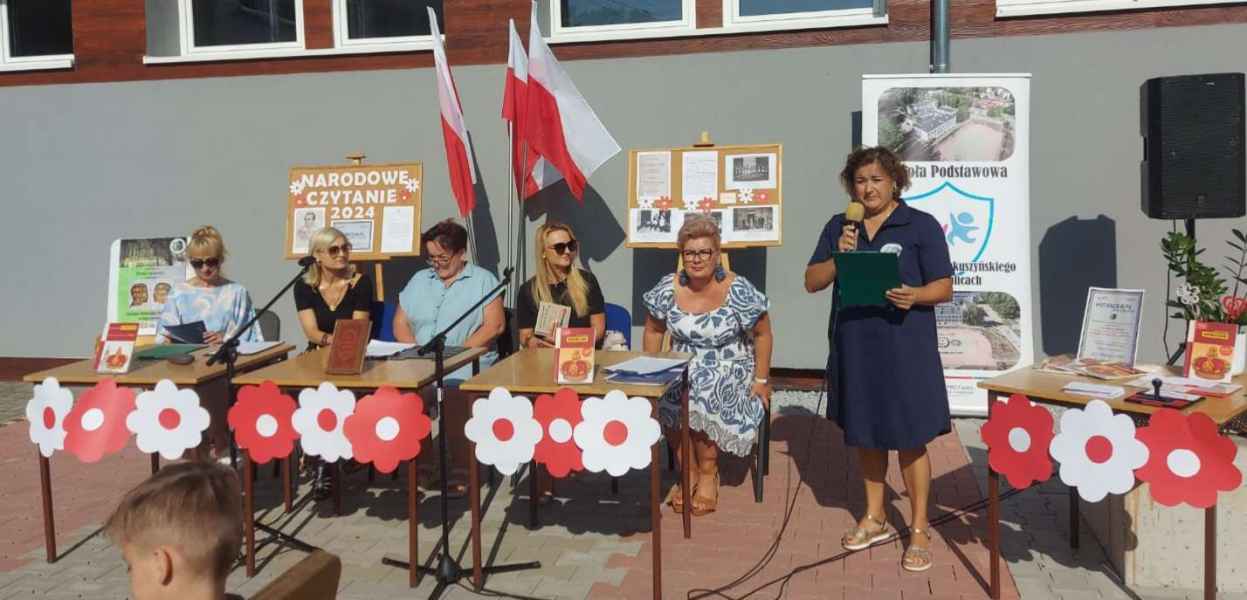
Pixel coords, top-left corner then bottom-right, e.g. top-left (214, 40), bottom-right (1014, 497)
top-left (638, 196), bottom-right (655, 209)
top-left (26, 377), bottom-right (74, 458)
top-left (683, 196), bottom-right (700, 211)
top-left (738, 188), bottom-right (755, 204)
top-left (574, 390), bottom-right (660, 477)
top-left (1176, 283), bottom-right (1200, 306)
top-left (464, 387), bottom-right (543, 475)
top-left (126, 380), bottom-right (211, 460)
top-left (289, 180), bottom-right (305, 195)
top-left (1049, 400), bottom-right (1149, 502)
top-left (292, 382), bottom-right (356, 462)
top-left (404, 179), bottom-right (420, 193)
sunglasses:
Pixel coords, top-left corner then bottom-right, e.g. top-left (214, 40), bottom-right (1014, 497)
top-left (549, 240), bottom-right (579, 255)
top-left (190, 257), bottom-right (221, 269)
top-left (325, 243), bottom-right (351, 257)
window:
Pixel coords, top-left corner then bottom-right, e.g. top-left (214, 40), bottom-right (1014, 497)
top-left (0, 0), bottom-right (74, 72)
top-left (333, 0), bottom-right (441, 49)
top-left (185, 0), bottom-right (302, 54)
top-left (996, 0), bottom-right (1244, 18)
top-left (548, 0), bottom-right (696, 43)
top-left (723, 0), bottom-right (886, 32)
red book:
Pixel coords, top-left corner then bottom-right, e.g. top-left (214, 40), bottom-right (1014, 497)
top-left (325, 318), bottom-right (371, 375)
top-left (1183, 321), bottom-right (1237, 383)
top-left (96, 322), bottom-right (140, 374)
top-left (554, 327), bottom-right (596, 385)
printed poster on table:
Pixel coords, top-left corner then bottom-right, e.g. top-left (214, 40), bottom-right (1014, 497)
top-left (107, 237), bottom-right (193, 335)
top-left (286, 162), bottom-right (423, 260)
top-left (863, 73), bottom-right (1033, 416)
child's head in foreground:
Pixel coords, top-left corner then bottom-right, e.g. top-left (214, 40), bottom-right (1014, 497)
top-left (105, 461), bottom-right (242, 600)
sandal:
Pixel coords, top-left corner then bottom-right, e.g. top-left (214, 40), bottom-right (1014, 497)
top-left (665, 482), bottom-right (688, 514)
top-left (902, 527), bottom-right (933, 573)
top-left (842, 514), bottom-right (891, 551)
top-left (690, 472), bottom-right (719, 517)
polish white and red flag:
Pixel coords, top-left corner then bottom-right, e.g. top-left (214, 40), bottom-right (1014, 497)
top-left (429, 7), bottom-right (477, 217)
top-left (502, 19), bottom-right (545, 199)
top-left (523, 3), bottom-right (620, 202)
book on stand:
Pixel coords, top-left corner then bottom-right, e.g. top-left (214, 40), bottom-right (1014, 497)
top-left (554, 327), bottom-right (596, 385)
top-left (95, 322), bottom-right (140, 374)
top-left (325, 318), bottom-right (370, 375)
top-left (1183, 321), bottom-right (1237, 384)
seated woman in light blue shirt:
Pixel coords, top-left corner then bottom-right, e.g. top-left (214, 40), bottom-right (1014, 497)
top-left (393, 219), bottom-right (505, 496)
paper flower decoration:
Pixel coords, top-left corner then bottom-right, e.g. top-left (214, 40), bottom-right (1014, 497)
top-left (696, 197), bottom-right (714, 212)
top-left (1176, 283), bottom-right (1200, 306)
top-left (464, 387), bottom-right (543, 476)
top-left (229, 381), bottom-right (299, 464)
top-left (1049, 400), bottom-right (1149, 502)
top-left (1134, 409), bottom-right (1241, 508)
top-left (343, 386), bottom-right (429, 474)
top-left (755, 191), bottom-right (769, 203)
top-left (738, 189), bottom-right (755, 204)
top-left (654, 196), bottom-right (674, 210)
top-left (26, 377), bottom-right (74, 458)
top-left (127, 380), bottom-right (210, 460)
top-left (64, 379), bottom-right (136, 463)
top-left (574, 390), bottom-right (661, 477)
top-left (533, 388), bottom-right (584, 478)
top-left (293, 382), bottom-right (356, 462)
top-left (683, 197), bottom-right (699, 211)
top-left (638, 196), bottom-right (655, 209)
top-left (404, 179), bottom-right (420, 193)
top-left (289, 180), bottom-right (305, 195)
top-left (980, 394), bottom-right (1055, 489)
top-left (1221, 295), bottom-right (1247, 323)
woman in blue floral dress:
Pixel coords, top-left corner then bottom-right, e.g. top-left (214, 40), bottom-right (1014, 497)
top-left (643, 214), bottom-right (773, 516)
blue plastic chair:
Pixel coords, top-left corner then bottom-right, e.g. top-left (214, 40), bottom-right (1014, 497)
top-left (370, 301), bottom-right (398, 342)
top-left (604, 302), bottom-right (632, 348)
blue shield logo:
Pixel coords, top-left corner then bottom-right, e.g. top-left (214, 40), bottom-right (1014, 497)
top-left (904, 181), bottom-right (994, 264)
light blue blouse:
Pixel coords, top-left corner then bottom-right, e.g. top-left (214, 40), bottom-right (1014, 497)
top-left (156, 280), bottom-right (263, 344)
top-left (398, 263), bottom-right (501, 382)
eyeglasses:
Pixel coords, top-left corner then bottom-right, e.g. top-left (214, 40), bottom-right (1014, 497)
top-left (681, 249), bottom-right (714, 262)
top-left (427, 253), bottom-right (455, 265)
top-left (325, 243), bottom-right (351, 257)
top-left (189, 257), bottom-right (221, 269)
top-left (548, 240), bottom-right (579, 255)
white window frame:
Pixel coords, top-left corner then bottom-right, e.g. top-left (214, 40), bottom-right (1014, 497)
top-left (996, 0), bottom-right (1244, 18)
top-left (330, 0), bottom-right (436, 52)
top-left (547, 0), bottom-right (697, 44)
top-left (178, 0), bottom-right (306, 60)
top-left (0, 0), bottom-right (74, 73)
top-left (721, 0), bottom-right (886, 33)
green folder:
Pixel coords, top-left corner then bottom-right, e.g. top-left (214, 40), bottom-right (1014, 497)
top-left (134, 344), bottom-right (204, 360)
top-left (832, 251), bottom-right (901, 307)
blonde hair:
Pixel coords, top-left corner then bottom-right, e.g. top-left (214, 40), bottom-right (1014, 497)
top-left (188, 226), bottom-right (226, 260)
top-left (303, 227), bottom-right (357, 286)
top-left (532, 222), bottom-right (590, 316)
top-left (104, 461), bottom-right (243, 581)
top-left (677, 213), bottom-right (721, 250)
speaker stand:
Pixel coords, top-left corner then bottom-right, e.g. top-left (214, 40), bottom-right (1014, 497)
top-left (1166, 218), bottom-right (1198, 367)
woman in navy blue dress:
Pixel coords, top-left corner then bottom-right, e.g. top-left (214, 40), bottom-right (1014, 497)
top-left (804, 146), bottom-right (953, 573)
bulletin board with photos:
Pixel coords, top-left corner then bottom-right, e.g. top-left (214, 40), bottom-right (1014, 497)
top-left (285, 162), bottom-right (423, 261)
top-left (625, 143), bottom-right (783, 249)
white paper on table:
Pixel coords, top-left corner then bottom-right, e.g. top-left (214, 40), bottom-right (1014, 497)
top-left (381, 206), bottom-right (415, 253)
top-left (237, 341), bottom-right (282, 355)
top-left (605, 356), bottom-right (689, 375)
top-left (629, 208), bottom-right (682, 244)
top-left (365, 340), bottom-right (417, 358)
top-left (1061, 381), bottom-right (1125, 400)
top-left (681, 151), bottom-right (718, 205)
top-left (636, 151), bottom-right (671, 202)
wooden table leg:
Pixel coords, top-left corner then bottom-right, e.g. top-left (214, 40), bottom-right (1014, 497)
top-left (1069, 486), bottom-right (1080, 549)
top-left (680, 372), bottom-right (691, 539)
top-left (244, 452), bottom-right (256, 577)
top-left (282, 457), bottom-right (293, 513)
top-left (38, 454), bottom-right (56, 563)
top-left (150, 454), bottom-right (159, 475)
top-left (529, 460), bottom-right (540, 528)
top-left (650, 441), bottom-right (662, 600)
top-left (469, 444), bottom-right (483, 590)
top-left (1205, 505), bottom-right (1216, 600)
top-left (408, 459), bottom-right (419, 588)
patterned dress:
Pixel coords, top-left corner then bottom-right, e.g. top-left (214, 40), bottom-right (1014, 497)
top-left (643, 273), bottom-right (769, 457)
top-left (156, 280), bottom-right (263, 344)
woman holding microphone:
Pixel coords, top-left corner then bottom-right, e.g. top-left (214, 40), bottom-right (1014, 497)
top-left (804, 146), bottom-right (953, 573)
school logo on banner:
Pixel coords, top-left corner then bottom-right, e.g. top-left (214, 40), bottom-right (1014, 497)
top-left (905, 181), bottom-right (995, 264)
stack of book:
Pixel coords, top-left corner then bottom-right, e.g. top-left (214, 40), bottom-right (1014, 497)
top-left (604, 357), bottom-right (689, 386)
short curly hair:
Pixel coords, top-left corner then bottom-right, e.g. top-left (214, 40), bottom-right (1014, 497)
top-left (839, 146), bottom-right (910, 200)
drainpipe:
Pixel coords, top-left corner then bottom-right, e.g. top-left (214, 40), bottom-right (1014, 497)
top-left (931, 0), bottom-right (950, 73)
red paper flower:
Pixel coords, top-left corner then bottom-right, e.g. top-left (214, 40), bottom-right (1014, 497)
top-left (980, 394), bottom-right (1055, 489)
top-left (343, 386), bottom-right (430, 474)
top-left (228, 381), bottom-right (299, 464)
top-left (533, 388), bottom-right (584, 478)
top-left (399, 189), bottom-right (413, 202)
top-left (64, 379), bottom-right (136, 463)
top-left (697, 197), bottom-right (714, 212)
top-left (1221, 295), bottom-right (1247, 322)
top-left (756, 191), bottom-right (769, 203)
top-left (654, 196), bottom-right (673, 210)
top-left (1134, 409), bottom-right (1242, 508)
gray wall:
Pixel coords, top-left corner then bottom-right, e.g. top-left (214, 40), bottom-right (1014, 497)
top-left (3, 23), bottom-right (1246, 367)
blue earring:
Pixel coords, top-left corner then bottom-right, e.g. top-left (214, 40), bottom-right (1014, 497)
top-left (679, 270), bottom-right (691, 286)
top-left (714, 265), bottom-right (727, 282)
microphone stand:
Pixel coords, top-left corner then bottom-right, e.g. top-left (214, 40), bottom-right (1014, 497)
top-left (207, 259), bottom-right (318, 553)
top-left (380, 267), bottom-right (540, 597)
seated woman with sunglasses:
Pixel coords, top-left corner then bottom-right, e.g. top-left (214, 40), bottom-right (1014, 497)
top-left (516, 222), bottom-right (605, 350)
top-left (156, 226), bottom-right (263, 346)
top-left (642, 214), bottom-right (773, 517)
top-left (294, 228), bottom-right (375, 352)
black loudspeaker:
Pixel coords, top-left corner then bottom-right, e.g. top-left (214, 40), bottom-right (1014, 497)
top-left (1140, 73), bottom-right (1245, 219)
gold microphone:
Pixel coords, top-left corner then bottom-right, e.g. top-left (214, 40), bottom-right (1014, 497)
top-left (844, 201), bottom-right (865, 250)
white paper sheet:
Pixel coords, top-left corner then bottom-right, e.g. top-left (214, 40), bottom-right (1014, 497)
top-left (681, 151), bottom-right (718, 206)
top-left (604, 356), bottom-right (689, 375)
top-left (366, 340), bottom-right (417, 358)
top-left (636, 151), bottom-right (671, 202)
top-left (237, 341), bottom-right (282, 355)
top-left (630, 208), bottom-right (683, 244)
top-left (381, 205), bottom-right (415, 253)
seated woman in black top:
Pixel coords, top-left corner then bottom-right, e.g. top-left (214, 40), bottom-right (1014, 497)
top-left (517, 222), bottom-right (606, 349)
top-left (294, 227), bottom-right (375, 352)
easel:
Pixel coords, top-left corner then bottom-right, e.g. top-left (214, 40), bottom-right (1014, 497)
top-left (344, 153), bottom-right (390, 304)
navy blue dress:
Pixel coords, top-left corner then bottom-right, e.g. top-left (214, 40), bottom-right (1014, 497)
top-left (808, 201), bottom-right (953, 450)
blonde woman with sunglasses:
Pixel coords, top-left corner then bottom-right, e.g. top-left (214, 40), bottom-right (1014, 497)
top-left (294, 228), bottom-right (375, 352)
top-left (155, 226), bottom-right (262, 346)
top-left (517, 222), bottom-right (606, 349)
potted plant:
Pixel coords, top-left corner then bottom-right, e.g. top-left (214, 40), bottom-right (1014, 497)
top-left (1162, 229), bottom-right (1247, 375)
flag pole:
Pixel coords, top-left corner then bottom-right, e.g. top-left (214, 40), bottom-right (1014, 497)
top-left (506, 121), bottom-right (516, 309)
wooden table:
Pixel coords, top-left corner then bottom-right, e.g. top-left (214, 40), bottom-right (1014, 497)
top-left (21, 343), bottom-right (294, 563)
top-left (232, 346), bottom-right (485, 582)
top-left (979, 367), bottom-right (1247, 600)
top-left (459, 349), bottom-right (692, 600)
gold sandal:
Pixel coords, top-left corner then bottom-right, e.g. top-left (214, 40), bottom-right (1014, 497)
top-left (842, 514), bottom-right (891, 551)
top-left (902, 527), bottom-right (933, 572)
top-left (690, 472), bottom-right (718, 517)
top-left (665, 482), bottom-right (688, 514)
